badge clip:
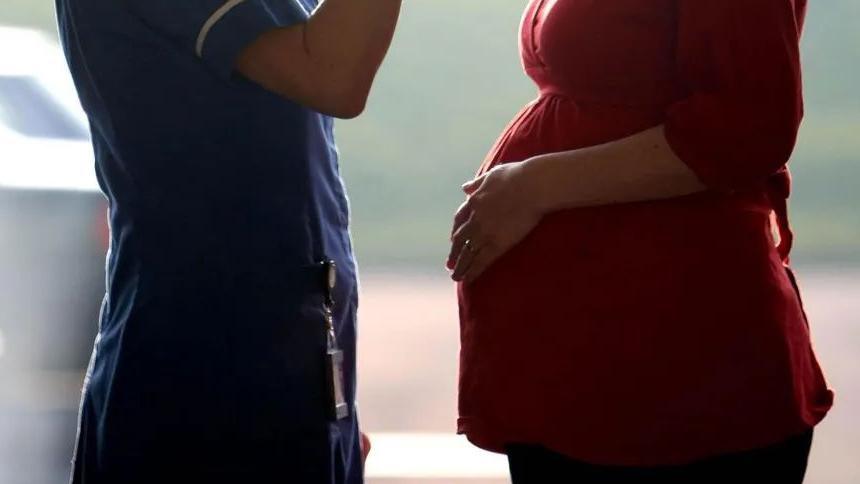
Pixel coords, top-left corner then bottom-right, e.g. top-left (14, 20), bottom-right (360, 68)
top-left (321, 260), bottom-right (349, 421)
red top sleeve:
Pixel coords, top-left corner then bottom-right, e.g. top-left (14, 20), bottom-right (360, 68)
top-left (664, 0), bottom-right (806, 192)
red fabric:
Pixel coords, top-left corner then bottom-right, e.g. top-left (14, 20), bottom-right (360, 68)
top-left (457, 0), bottom-right (832, 466)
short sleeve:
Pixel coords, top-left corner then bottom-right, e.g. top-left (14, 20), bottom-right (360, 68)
top-left (664, 0), bottom-right (805, 192)
top-left (123, 0), bottom-right (310, 79)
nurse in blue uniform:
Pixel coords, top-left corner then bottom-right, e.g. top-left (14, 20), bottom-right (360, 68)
top-left (54, 0), bottom-right (401, 482)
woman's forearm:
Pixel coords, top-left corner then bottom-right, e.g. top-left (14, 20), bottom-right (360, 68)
top-left (523, 125), bottom-right (706, 212)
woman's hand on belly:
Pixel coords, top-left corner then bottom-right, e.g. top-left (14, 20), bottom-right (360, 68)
top-left (446, 161), bottom-right (544, 283)
top-left (445, 126), bottom-right (712, 283)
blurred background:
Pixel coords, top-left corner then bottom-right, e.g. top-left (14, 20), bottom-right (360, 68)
top-left (0, 1), bottom-right (858, 483)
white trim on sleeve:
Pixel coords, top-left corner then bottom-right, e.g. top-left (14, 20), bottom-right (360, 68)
top-left (195, 0), bottom-right (247, 58)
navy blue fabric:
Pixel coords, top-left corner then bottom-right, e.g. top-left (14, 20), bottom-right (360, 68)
top-left (55, 0), bottom-right (362, 482)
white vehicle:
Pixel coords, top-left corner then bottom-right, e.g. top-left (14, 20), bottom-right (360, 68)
top-left (0, 26), bottom-right (105, 372)
top-left (0, 26), bottom-right (99, 192)
top-left (0, 26), bottom-right (107, 484)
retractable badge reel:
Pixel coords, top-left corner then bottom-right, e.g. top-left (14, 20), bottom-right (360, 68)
top-left (322, 260), bottom-right (349, 421)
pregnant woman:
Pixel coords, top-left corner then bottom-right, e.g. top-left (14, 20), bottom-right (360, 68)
top-left (448, 1), bottom-right (833, 482)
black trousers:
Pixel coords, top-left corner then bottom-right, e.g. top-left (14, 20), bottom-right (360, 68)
top-left (507, 430), bottom-right (813, 484)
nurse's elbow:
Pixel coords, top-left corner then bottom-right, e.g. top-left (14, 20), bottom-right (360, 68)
top-left (234, 27), bottom-right (369, 118)
top-left (263, 81), bottom-right (367, 118)
top-left (322, 82), bottom-right (369, 119)
top-left (330, 103), bottom-right (365, 120)
top-left (329, 90), bottom-right (368, 119)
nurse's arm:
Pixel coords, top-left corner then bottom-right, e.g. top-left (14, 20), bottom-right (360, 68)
top-left (235, 0), bottom-right (401, 119)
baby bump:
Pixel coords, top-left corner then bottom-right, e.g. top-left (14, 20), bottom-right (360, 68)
top-left (457, 197), bottom-right (796, 417)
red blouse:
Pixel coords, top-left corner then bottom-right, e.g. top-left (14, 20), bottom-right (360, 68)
top-left (457, 0), bottom-right (833, 466)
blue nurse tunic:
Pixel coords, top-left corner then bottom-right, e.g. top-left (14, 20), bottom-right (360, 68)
top-left (55, 0), bottom-right (362, 482)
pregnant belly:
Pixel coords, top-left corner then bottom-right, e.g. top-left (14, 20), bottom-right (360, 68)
top-left (464, 92), bottom-right (789, 385)
top-left (476, 92), bottom-right (777, 296)
top-left (471, 91), bottom-right (785, 314)
top-left (457, 94), bottom-right (824, 462)
top-left (457, 194), bottom-right (798, 440)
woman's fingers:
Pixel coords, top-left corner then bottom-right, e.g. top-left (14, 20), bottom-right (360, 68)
top-left (451, 236), bottom-right (481, 281)
top-left (447, 216), bottom-right (473, 269)
top-left (448, 163), bottom-right (543, 282)
top-left (461, 178), bottom-right (478, 193)
top-left (449, 215), bottom-right (487, 278)
top-left (450, 199), bottom-right (472, 240)
top-left (461, 246), bottom-right (498, 283)
top-left (462, 172), bottom-right (488, 195)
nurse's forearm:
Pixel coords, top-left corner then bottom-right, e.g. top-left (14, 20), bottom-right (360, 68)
top-left (236, 0), bottom-right (401, 118)
top-left (303, 0), bottom-right (402, 113)
top-left (523, 126), bottom-right (706, 211)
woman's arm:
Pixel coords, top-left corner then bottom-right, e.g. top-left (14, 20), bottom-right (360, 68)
top-left (521, 125), bottom-right (705, 212)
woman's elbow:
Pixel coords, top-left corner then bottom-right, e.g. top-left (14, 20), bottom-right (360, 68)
top-left (715, 127), bottom-right (800, 190)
